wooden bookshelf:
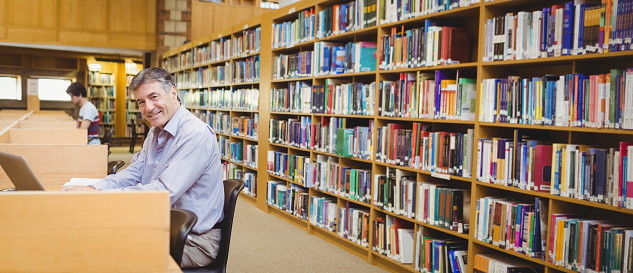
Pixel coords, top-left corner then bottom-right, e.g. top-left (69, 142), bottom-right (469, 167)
top-left (163, 0), bottom-right (633, 272)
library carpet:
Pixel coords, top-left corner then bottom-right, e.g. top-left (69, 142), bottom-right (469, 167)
top-left (109, 147), bottom-right (388, 273)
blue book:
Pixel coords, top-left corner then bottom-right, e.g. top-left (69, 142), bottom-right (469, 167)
top-left (358, 42), bottom-right (377, 72)
top-left (331, 46), bottom-right (346, 74)
top-left (577, 4), bottom-right (586, 52)
top-left (542, 8), bottom-right (551, 55)
top-left (322, 46), bottom-right (331, 74)
top-left (562, 2), bottom-right (574, 56)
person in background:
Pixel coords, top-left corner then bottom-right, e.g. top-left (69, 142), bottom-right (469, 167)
top-left (61, 68), bottom-right (224, 268)
top-left (66, 82), bottom-right (101, 145)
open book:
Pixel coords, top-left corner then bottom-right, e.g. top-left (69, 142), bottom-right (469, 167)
top-left (62, 178), bottom-right (104, 187)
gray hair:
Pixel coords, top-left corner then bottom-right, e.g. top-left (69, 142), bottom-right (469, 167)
top-left (128, 67), bottom-right (176, 94)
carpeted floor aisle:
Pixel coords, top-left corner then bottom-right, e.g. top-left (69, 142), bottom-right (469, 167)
top-left (109, 146), bottom-right (388, 272)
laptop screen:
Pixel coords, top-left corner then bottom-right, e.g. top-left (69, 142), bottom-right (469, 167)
top-left (0, 151), bottom-right (45, 191)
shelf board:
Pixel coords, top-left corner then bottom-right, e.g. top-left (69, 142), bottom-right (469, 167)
top-left (378, 62), bottom-right (478, 73)
top-left (471, 240), bottom-right (568, 271)
top-left (310, 149), bottom-right (374, 164)
top-left (479, 122), bottom-right (633, 135)
top-left (229, 134), bottom-right (258, 142)
top-left (313, 70), bottom-right (377, 79)
top-left (266, 204), bottom-right (310, 230)
top-left (311, 113), bottom-right (375, 118)
top-left (239, 192), bottom-right (257, 205)
top-left (271, 76), bottom-right (313, 83)
top-left (376, 116), bottom-right (476, 125)
top-left (309, 222), bottom-right (371, 252)
top-left (270, 111), bottom-right (312, 116)
top-left (315, 25), bottom-right (378, 42)
top-left (374, 161), bottom-right (473, 183)
top-left (475, 181), bottom-right (633, 216)
top-left (231, 51), bottom-right (260, 60)
top-left (481, 50), bottom-right (633, 67)
top-left (229, 109), bottom-right (259, 113)
top-left (371, 250), bottom-right (417, 273)
top-left (379, 3), bottom-right (481, 29)
top-left (310, 186), bottom-right (372, 208)
top-left (231, 81), bottom-right (260, 86)
top-left (88, 83), bottom-right (115, 87)
top-left (373, 206), bottom-right (469, 239)
top-left (271, 39), bottom-right (315, 53)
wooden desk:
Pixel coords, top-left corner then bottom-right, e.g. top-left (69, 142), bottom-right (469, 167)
top-left (0, 191), bottom-right (179, 273)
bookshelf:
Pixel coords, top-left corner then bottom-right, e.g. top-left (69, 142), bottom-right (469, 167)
top-left (87, 63), bottom-right (116, 137)
top-left (164, 0), bottom-right (633, 272)
top-left (163, 19), bottom-right (263, 202)
top-left (125, 62), bottom-right (144, 137)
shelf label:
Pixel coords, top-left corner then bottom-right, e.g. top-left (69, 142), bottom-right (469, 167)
top-left (288, 7), bottom-right (295, 14)
top-left (27, 79), bottom-right (38, 95)
top-left (431, 172), bottom-right (450, 180)
top-left (243, 24), bottom-right (249, 30)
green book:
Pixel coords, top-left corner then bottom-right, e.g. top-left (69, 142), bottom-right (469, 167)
top-left (336, 128), bottom-right (353, 157)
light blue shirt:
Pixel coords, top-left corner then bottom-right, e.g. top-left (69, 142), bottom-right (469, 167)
top-left (93, 105), bottom-right (224, 234)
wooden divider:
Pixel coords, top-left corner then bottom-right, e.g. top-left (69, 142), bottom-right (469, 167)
top-left (0, 191), bottom-right (174, 273)
top-left (16, 120), bottom-right (77, 129)
top-left (0, 144), bottom-right (108, 190)
top-left (2, 129), bottom-right (87, 144)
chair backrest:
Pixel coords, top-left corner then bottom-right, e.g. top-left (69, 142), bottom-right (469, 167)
top-left (170, 209), bottom-right (198, 267)
top-left (107, 160), bottom-right (125, 175)
top-left (214, 179), bottom-right (245, 271)
top-left (103, 128), bottom-right (112, 149)
top-left (129, 119), bottom-right (137, 137)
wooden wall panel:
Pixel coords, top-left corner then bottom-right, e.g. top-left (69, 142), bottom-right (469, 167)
top-left (60, 0), bottom-right (108, 31)
top-left (110, 0), bottom-right (156, 34)
top-left (6, 0), bottom-right (57, 29)
top-left (192, 1), bottom-right (269, 41)
top-left (0, 0), bottom-right (156, 51)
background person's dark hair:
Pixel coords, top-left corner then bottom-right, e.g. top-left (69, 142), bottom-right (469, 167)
top-left (65, 82), bottom-right (87, 98)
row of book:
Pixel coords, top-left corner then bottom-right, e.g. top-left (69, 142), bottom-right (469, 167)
top-left (313, 41), bottom-right (377, 75)
top-left (312, 155), bottom-right (372, 202)
top-left (232, 27), bottom-right (261, 57)
top-left (270, 81), bottom-right (312, 113)
top-left (480, 69), bottom-right (633, 129)
top-left (232, 56), bottom-right (260, 83)
top-left (269, 117), bottom-right (312, 149)
top-left (270, 80), bottom-right (376, 116)
top-left (88, 86), bottom-right (115, 98)
top-left (181, 88), bottom-right (259, 111)
top-left (208, 112), bottom-right (230, 134)
top-left (273, 51), bottom-right (313, 80)
top-left (243, 172), bottom-right (257, 197)
top-left (100, 111), bottom-right (114, 124)
top-left (219, 139), bottom-right (258, 167)
top-left (483, 1), bottom-right (633, 63)
top-left (174, 64), bottom-right (230, 89)
top-left (175, 37), bottom-right (232, 70)
top-left (309, 196), bottom-right (338, 231)
top-left (548, 214), bottom-right (633, 272)
top-left (379, 0), bottom-right (480, 25)
top-left (478, 136), bottom-right (633, 209)
top-left (379, 23), bottom-right (470, 70)
top-left (272, 8), bottom-right (315, 49)
top-left (336, 204), bottom-right (370, 247)
top-left (475, 197), bottom-right (548, 260)
top-left (373, 168), bottom-right (471, 234)
top-left (267, 182), bottom-right (310, 220)
top-left (376, 123), bottom-right (474, 177)
top-left (373, 215), bottom-right (416, 264)
top-left (378, 71), bottom-right (476, 121)
top-left (221, 162), bottom-right (242, 181)
top-left (230, 115), bottom-right (259, 139)
top-left (88, 71), bottom-right (115, 85)
top-left (414, 231), bottom-right (468, 272)
top-left (315, 0), bottom-right (377, 39)
top-left (472, 253), bottom-right (536, 273)
top-left (92, 100), bottom-right (115, 112)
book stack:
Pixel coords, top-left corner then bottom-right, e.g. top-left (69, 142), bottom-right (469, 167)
top-left (208, 88), bottom-right (232, 109)
top-left (379, 0), bottom-right (480, 24)
top-left (309, 196), bottom-right (338, 231)
top-left (414, 232), bottom-right (468, 272)
top-left (313, 41), bottom-right (377, 75)
top-left (312, 155), bottom-right (372, 202)
top-left (273, 52), bottom-right (313, 80)
top-left (243, 172), bottom-right (257, 197)
top-left (315, 0), bottom-right (377, 39)
top-left (232, 26), bottom-right (261, 56)
top-left (232, 55), bottom-right (260, 83)
top-left (210, 37), bottom-right (231, 62)
top-left (311, 81), bottom-right (376, 115)
top-left (232, 88), bottom-right (259, 111)
top-left (338, 205), bottom-right (370, 247)
top-left (270, 81), bottom-right (312, 113)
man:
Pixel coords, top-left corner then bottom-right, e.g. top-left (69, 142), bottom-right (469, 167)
top-left (66, 82), bottom-right (101, 145)
top-left (62, 68), bottom-right (224, 268)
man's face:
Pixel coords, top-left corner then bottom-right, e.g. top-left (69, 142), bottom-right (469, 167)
top-left (68, 93), bottom-right (79, 105)
top-left (133, 81), bottom-right (180, 129)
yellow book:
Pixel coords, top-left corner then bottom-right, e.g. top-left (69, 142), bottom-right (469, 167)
top-left (555, 219), bottom-right (566, 264)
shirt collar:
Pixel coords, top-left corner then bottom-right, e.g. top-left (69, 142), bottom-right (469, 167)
top-left (154, 104), bottom-right (187, 137)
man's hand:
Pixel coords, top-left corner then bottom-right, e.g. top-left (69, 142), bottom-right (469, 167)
top-left (61, 185), bottom-right (101, 192)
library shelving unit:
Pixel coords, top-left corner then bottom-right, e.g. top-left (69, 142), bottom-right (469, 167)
top-left (87, 65), bottom-right (116, 137)
top-left (163, 18), bottom-right (263, 202)
top-left (124, 62), bottom-right (144, 137)
top-left (163, 0), bottom-right (633, 272)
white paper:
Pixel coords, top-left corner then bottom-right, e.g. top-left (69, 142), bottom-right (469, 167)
top-left (63, 177), bottom-right (103, 187)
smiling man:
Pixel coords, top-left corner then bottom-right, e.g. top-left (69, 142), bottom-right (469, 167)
top-left (61, 67), bottom-right (224, 268)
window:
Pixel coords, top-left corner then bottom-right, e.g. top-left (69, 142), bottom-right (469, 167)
top-left (37, 78), bottom-right (73, 101)
top-left (0, 75), bottom-right (21, 100)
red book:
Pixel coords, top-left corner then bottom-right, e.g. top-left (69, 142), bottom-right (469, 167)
top-left (447, 27), bottom-right (471, 64)
top-left (534, 144), bottom-right (553, 192)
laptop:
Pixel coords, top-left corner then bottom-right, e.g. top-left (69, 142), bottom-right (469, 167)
top-left (0, 151), bottom-right (45, 191)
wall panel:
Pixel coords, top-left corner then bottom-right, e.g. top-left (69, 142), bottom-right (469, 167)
top-left (192, 1), bottom-right (268, 41)
top-left (7, 0), bottom-right (57, 29)
top-left (110, 0), bottom-right (155, 34)
top-left (60, 0), bottom-right (108, 32)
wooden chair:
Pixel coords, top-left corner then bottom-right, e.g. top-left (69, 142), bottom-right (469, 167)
top-left (170, 179), bottom-right (245, 273)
